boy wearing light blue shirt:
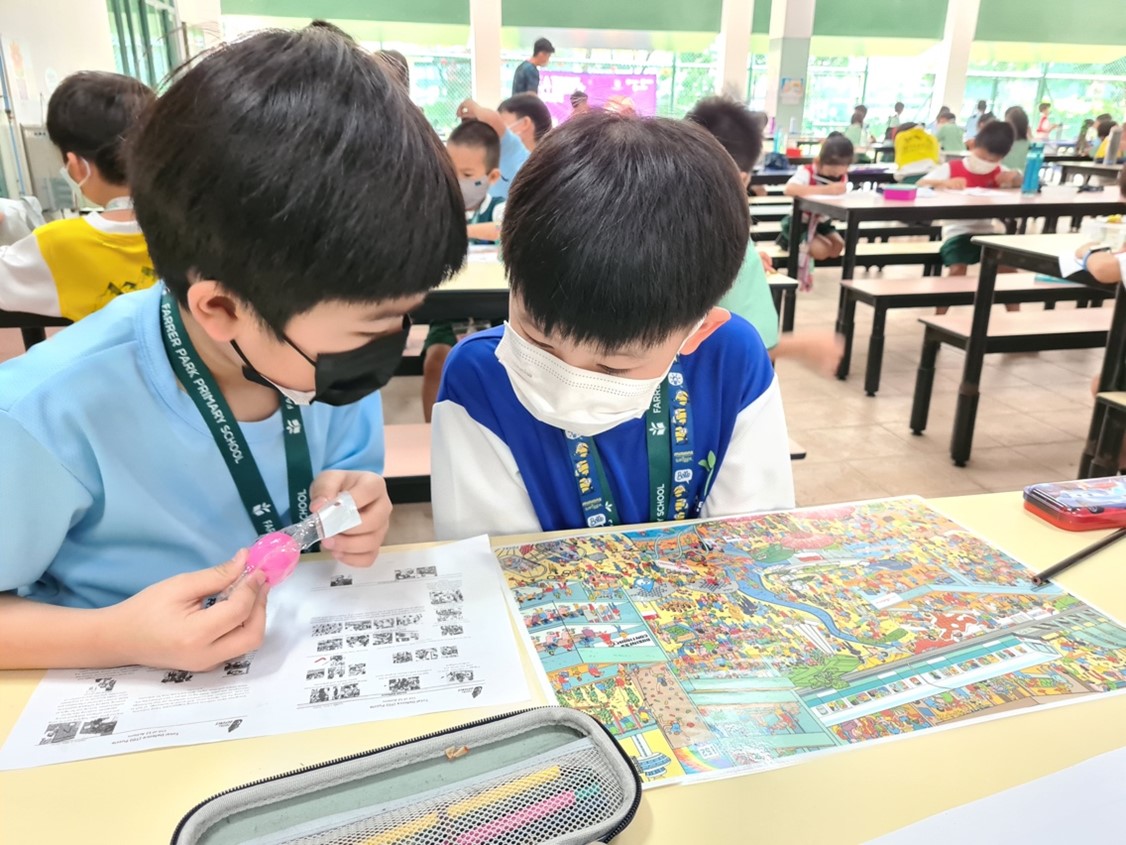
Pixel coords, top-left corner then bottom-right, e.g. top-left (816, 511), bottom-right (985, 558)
top-left (0, 25), bottom-right (466, 671)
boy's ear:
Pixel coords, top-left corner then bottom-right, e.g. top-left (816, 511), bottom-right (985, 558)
top-left (487, 167), bottom-right (501, 185)
top-left (186, 280), bottom-right (253, 343)
top-left (740, 171), bottom-right (751, 189)
top-left (681, 308), bottom-right (731, 355)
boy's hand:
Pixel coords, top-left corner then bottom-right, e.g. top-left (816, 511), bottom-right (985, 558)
top-left (457, 99), bottom-right (481, 121)
top-left (996, 171), bottom-right (1022, 188)
top-left (944, 177), bottom-right (967, 190)
top-left (310, 471), bottom-right (392, 568)
top-left (1075, 242), bottom-right (1100, 259)
top-left (104, 550), bottom-right (269, 672)
top-left (826, 181), bottom-right (848, 195)
top-left (757, 249), bottom-right (776, 274)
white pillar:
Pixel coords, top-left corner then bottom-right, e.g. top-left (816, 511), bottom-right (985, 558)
top-left (931, 0), bottom-right (979, 117)
top-left (470, 0), bottom-right (503, 106)
top-left (763, 0), bottom-right (815, 134)
top-left (717, 0), bottom-right (754, 99)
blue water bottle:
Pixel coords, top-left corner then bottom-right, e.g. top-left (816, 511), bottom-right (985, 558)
top-left (1021, 141), bottom-right (1044, 194)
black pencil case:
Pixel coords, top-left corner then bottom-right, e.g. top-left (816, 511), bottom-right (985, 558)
top-left (171, 706), bottom-right (642, 845)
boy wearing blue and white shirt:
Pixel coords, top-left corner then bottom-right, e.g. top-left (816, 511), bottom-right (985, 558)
top-left (432, 114), bottom-right (795, 540)
top-left (0, 26), bottom-right (466, 671)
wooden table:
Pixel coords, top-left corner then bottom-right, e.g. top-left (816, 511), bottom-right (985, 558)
top-left (942, 233), bottom-right (1126, 467)
top-left (3, 492), bottom-right (1125, 843)
top-left (1058, 161), bottom-right (1122, 186)
top-left (787, 186), bottom-right (1126, 282)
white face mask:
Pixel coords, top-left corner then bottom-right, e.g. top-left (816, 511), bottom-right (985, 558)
top-left (495, 322), bottom-right (688, 437)
top-left (459, 176), bottom-right (490, 212)
top-left (964, 155), bottom-right (999, 175)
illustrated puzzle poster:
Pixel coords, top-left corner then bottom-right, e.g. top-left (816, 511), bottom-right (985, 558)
top-left (495, 498), bottom-right (1126, 786)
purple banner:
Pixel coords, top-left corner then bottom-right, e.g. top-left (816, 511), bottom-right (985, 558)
top-left (539, 71), bottom-right (659, 124)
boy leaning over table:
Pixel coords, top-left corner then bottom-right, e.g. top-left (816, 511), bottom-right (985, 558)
top-left (0, 25), bottom-right (466, 672)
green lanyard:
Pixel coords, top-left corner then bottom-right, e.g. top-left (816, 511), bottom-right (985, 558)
top-left (570, 360), bottom-right (695, 528)
top-left (159, 288), bottom-right (312, 535)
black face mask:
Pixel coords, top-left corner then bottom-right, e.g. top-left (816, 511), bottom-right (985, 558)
top-left (232, 316), bottom-right (410, 407)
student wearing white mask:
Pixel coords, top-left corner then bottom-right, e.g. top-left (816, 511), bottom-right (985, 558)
top-left (919, 121), bottom-right (1023, 309)
top-left (430, 113), bottom-right (794, 540)
top-left (0, 72), bottom-right (155, 322)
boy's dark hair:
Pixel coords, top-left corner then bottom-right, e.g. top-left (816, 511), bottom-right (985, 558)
top-left (1005, 106), bottom-right (1030, 140)
top-left (533, 38), bottom-right (555, 56)
top-left (896, 122), bottom-right (918, 134)
top-left (819, 133), bottom-right (854, 166)
top-left (685, 96), bottom-right (763, 173)
top-left (448, 120), bottom-right (501, 171)
top-left (1098, 120), bottom-right (1117, 140)
top-left (977, 99), bottom-right (988, 111)
top-left (131, 25), bottom-right (466, 335)
top-left (499, 94), bottom-right (553, 140)
top-left (979, 112), bottom-right (996, 126)
top-left (309, 19), bottom-right (353, 40)
top-left (570, 90), bottom-right (588, 108)
top-left (502, 113), bottom-right (749, 349)
top-left (850, 109), bottom-right (864, 126)
top-left (973, 121), bottom-right (1015, 157)
top-left (894, 101), bottom-right (904, 111)
top-left (1039, 102), bottom-right (1051, 112)
top-left (46, 71), bottom-right (154, 186)
top-left (376, 49), bottom-right (409, 88)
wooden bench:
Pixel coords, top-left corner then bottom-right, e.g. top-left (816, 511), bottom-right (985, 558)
top-left (0, 309), bottom-right (71, 350)
top-left (750, 220), bottom-right (941, 243)
top-left (837, 274), bottom-right (1114, 396)
top-left (750, 205), bottom-right (793, 224)
top-left (384, 424), bottom-right (808, 504)
top-left (910, 309), bottom-right (1114, 462)
top-left (759, 241), bottom-right (944, 275)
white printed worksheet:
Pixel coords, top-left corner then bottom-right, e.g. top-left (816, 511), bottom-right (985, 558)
top-left (0, 537), bottom-right (528, 770)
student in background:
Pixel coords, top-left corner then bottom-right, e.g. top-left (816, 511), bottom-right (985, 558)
top-left (0, 72), bottom-right (154, 322)
top-left (569, 90), bottom-right (590, 118)
top-left (422, 121), bottom-right (504, 422)
top-left (1075, 118), bottom-right (1096, 157)
top-left (965, 99), bottom-right (989, 142)
top-left (843, 108), bottom-right (868, 147)
top-left (431, 113), bottom-right (794, 539)
top-left (511, 37), bottom-right (554, 96)
top-left (687, 97), bottom-right (844, 376)
top-left (457, 94), bottom-right (551, 200)
top-left (1035, 102), bottom-right (1061, 140)
top-left (777, 133), bottom-right (853, 261)
top-left (932, 109), bottom-right (962, 152)
top-left (1094, 118), bottom-right (1119, 161)
top-left (920, 121), bottom-right (1021, 294)
top-left (0, 25), bottom-right (467, 671)
top-left (886, 101), bottom-right (904, 137)
top-left (934, 109), bottom-right (964, 152)
top-left (375, 49), bottom-right (409, 89)
top-left (1002, 106), bottom-right (1032, 172)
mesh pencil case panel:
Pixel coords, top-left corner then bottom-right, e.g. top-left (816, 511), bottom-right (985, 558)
top-left (172, 707), bottom-right (641, 845)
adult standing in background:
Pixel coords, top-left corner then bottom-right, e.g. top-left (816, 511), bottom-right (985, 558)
top-left (965, 99), bottom-right (988, 141)
top-left (512, 38), bottom-right (555, 96)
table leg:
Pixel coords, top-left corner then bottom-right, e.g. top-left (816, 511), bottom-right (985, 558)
top-left (781, 289), bottom-right (796, 333)
top-left (950, 247), bottom-right (1000, 466)
top-left (20, 327), bottom-right (47, 350)
top-left (770, 286), bottom-right (783, 318)
top-left (911, 333), bottom-right (941, 435)
top-left (786, 201), bottom-right (803, 279)
top-left (864, 306), bottom-right (888, 396)
top-left (835, 291), bottom-right (857, 380)
top-left (841, 216), bottom-right (861, 281)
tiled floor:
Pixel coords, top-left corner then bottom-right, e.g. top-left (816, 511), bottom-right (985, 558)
top-left (1, 262), bottom-right (1104, 549)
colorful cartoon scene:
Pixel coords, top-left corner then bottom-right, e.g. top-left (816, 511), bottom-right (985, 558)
top-left (495, 497), bottom-right (1126, 786)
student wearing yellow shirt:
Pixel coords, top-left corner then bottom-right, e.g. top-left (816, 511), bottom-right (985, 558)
top-left (0, 72), bottom-right (155, 321)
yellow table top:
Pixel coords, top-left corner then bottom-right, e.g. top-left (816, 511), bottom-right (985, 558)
top-left (2, 491), bottom-right (1124, 843)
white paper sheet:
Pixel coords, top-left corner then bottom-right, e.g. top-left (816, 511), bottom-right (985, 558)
top-left (867, 746), bottom-right (1126, 845)
top-left (1058, 250), bottom-right (1083, 277)
top-left (0, 537), bottom-right (528, 770)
